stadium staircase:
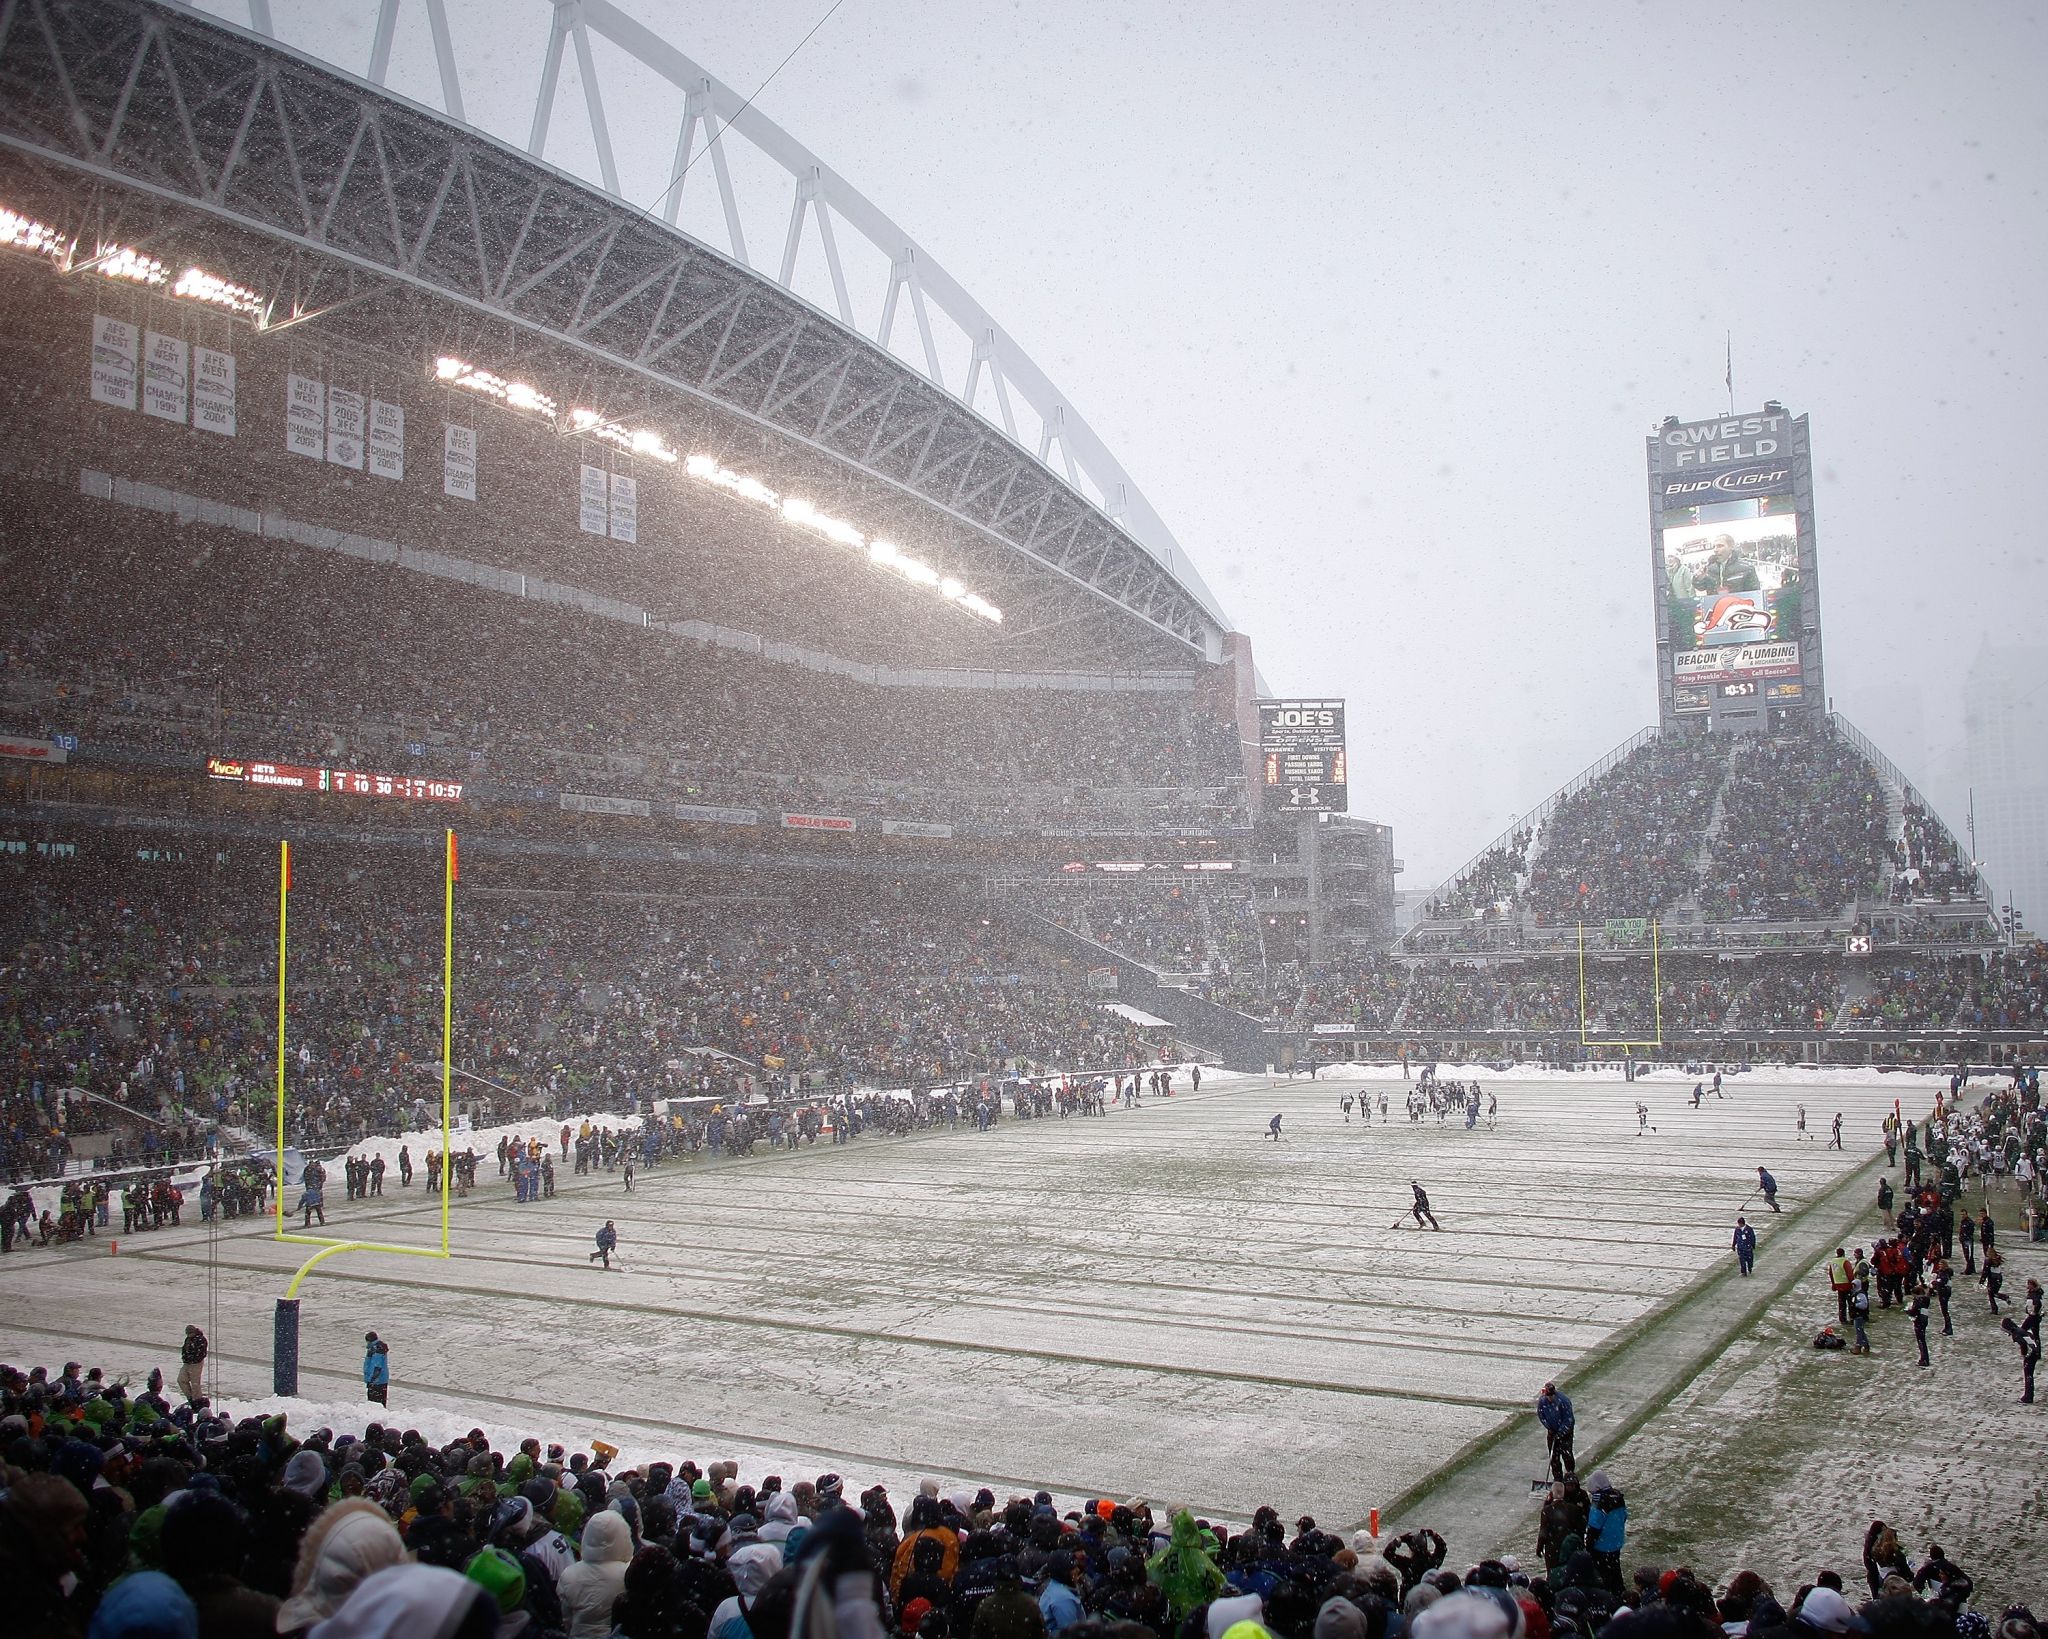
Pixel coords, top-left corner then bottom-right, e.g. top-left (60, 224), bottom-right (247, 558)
top-left (1833, 965), bottom-right (1876, 1028)
top-left (1013, 911), bottom-right (1273, 1070)
top-left (1388, 977), bottom-right (1417, 1035)
top-left (1673, 765), bottom-right (1735, 923)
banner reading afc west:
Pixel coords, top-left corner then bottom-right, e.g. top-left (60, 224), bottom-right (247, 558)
top-left (142, 332), bottom-right (189, 423)
top-left (90, 316), bottom-right (139, 409)
top-left (193, 347), bottom-right (236, 436)
top-left (285, 375), bottom-right (325, 458)
top-left (368, 399), bottom-right (405, 481)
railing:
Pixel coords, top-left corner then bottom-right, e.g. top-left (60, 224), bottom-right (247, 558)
top-left (1830, 710), bottom-right (1995, 909)
top-left (1396, 919), bottom-right (2007, 958)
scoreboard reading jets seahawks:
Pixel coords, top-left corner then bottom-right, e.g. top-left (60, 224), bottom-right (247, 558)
top-left (1259, 699), bottom-right (1347, 814)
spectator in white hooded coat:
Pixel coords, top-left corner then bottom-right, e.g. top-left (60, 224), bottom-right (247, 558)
top-left (709, 1542), bottom-right (786, 1639)
top-left (276, 1499), bottom-right (408, 1636)
top-left (758, 1489), bottom-right (805, 1545)
top-left (557, 1508), bottom-right (634, 1638)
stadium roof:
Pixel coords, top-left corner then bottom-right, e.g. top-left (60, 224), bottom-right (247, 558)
top-left (0, 0), bottom-right (1237, 673)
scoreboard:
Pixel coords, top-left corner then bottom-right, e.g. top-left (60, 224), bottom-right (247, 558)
top-left (207, 756), bottom-right (463, 803)
top-left (1259, 699), bottom-right (1347, 814)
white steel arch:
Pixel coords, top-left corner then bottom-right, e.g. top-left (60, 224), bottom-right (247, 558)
top-left (182, 0), bottom-right (1234, 635)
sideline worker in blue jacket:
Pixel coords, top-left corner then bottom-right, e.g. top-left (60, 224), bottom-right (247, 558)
top-left (363, 1331), bottom-right (390, 1406)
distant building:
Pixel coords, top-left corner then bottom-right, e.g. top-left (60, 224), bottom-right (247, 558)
top-left (1963, 644), bottom-right (2048, 934)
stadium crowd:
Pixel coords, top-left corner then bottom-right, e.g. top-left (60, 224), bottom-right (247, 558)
top-left (1698, 734), bottom-right (1889, 921)
top-left (0, 844), bottom-right (1172, 1185)
top-left (1894, 802), bottom-right (1979, 905)
top-left (0, 1353), bottom-right (2033, 1639)
top-left (9, 827), bottom-right (2043, 1188)
top-left (1186, 952), bottom-right (2042, 1041)
top-left (1420, 834), bottom-right (1530, 923)
top-left (2, 492), bottom-right (1244, 837)
top-left (1415, 727), bottom-right (1976, 938)
top-left (1520, 737), bottom-right (1728, 925)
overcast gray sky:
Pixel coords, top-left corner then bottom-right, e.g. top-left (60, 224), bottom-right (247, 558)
top-left (244, 0), bottom-right (2048, 887)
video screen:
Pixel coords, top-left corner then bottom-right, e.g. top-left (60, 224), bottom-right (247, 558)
top-left (1660, 513), bottom-right (1801, 652)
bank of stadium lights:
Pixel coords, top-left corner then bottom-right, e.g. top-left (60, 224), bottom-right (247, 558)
top-left (418, 351), bottom-right (997, 622)
top-left (0, 206), bottom-right (68, 265)
top-left (172, 266), bottom-right (265, 321)
top-left (96, 245), bottom-right (165, 286)
top-left (682, 453), bottom-right (1002, 624)
top-left (568, 407), bottom-right (677, 464)
top-left (434, 355), bottom-right (557, 420)
top-left (0, 207), bottom-right (269, 322)
top-left (92, 247), bottom-right (266, 320)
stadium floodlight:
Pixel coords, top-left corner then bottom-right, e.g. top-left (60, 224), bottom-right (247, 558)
top-left (569, 405), bottom-right (679, 465)
top-left (683, 451), bottom-right (1002, 623)
top-left (781, 496), bottom-right (864, 549)
top-left (172, 265), bottom-right (266, 321)
top-left (569, 407), bottom-right (680, 464)
top-left (685, 451), bottom-right (779, 506)
top-left (93, 244), bottom-right (168, 286)
top-left (433, 354), bottom-right (557, 420)
top-left (0, 205), bottom-right (70, 265)
top-left (7, 208), bottom-right (268, 322)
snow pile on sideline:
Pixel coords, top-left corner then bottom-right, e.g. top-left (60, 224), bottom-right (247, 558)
top-left (211, 1392), bottom-right (1112, 1518)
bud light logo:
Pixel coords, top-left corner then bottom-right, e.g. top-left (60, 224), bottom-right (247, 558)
top-left (1661, 465), bottom-right (1792, 506)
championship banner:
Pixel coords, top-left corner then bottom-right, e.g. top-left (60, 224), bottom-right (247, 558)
top-left (368, 399), bottom-right (405, 481)
top-left (326, 388), bottom-right (366, 469)
top-left (608, 472), bottom-right (637, 543)
top-left (881, 818), bottom-right (953, 839)
top-left (443, 424), bottom-right (477, 500)
top-left (782, 812), bottom-right (856, 832)
top-left (578, 464), bottom-right (608, 535)
top-left (559, 791), bottom-right (651, 817)
top-left (286, 374), bottom-right (325, 459)
top-left (142, 331), bottom-right (189, 423)
top-left (90, 316), bottom-right (138, 409)
top-left (193, 347), bottom-right (236, 436)
top-left (674, 803), bottom-right (760, 826)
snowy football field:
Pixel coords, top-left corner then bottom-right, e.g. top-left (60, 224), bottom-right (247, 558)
top-left (0, 1069), bottom-right (1924, 1524)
